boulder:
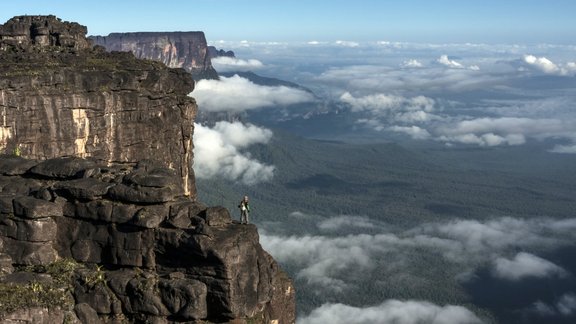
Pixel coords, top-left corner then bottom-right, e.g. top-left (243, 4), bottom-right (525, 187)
top-left (203, 206), bottom-right (232, 226)
top-left (12, 196), bottom-right (63, 219)
top-left (28, 157), bottom-right (99, 180)
top-left (54, 178), bottom-right (114, 200)
top-left (107, 184), bottom-right (177, 204)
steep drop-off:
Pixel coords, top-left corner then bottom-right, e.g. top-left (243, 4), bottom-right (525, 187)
top-left (90, 32), bottom-right (219, 80)
top-left (0, 15), bottom-right (294, 324)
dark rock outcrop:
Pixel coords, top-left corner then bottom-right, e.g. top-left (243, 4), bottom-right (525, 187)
top-left (0, 15), bottom-right (197, 199)
top-left (0, 157), bottom-right (295, 323)
top-left (207, 46), bottom-right (235, 59)
top-left (0, 15), bottom-right (295, 324)
top-left (90, 32), bottom-right (219, 80)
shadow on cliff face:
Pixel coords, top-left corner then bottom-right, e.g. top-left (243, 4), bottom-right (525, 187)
top-left (462, 246), bottom-right (576, 324)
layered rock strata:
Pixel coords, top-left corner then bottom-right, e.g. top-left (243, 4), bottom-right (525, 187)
top-left (0, 15), bottom-right (197, 198)
top-left (90, 32), bottom-right (219, 80)
top-left (0, 157), bottom-right (295, 323)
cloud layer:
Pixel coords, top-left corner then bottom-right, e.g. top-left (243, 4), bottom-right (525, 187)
top-left (297, 300), bottom-right (482, 324)
top-left (191, 75), bottom-right (314, 112)
top-left (492, 252), bottom-right (567, 281)
top-left (211, 56), bottom-right (264, 72)
top-left (262, 216), bottom-right (576, 292)
top-left (193, 121), bottom-right (274, 184)
top-left (217, 41), bottom-right (576, 151)
top-left (260, 214), bottom-right (576, 322)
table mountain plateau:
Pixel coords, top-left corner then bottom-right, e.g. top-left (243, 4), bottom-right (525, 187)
top-left (90, 32), bottom-right (221, 81)
top-left (0, 15), bottom-right (294, 324)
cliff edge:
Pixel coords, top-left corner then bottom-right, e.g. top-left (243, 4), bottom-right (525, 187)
top-left (90, 32), bottom-right (219, 80)
top-left (0, 15), bottom-right (295, 324)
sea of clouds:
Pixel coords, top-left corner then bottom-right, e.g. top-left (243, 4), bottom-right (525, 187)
top-left (191, 41), bottom-right (576, 184)
top-left (260, 214), bottom-right (576, 323)
top-left (195, 40), bottom-right (576, 166)
top-left (190, 41), bottom-right (576, 322)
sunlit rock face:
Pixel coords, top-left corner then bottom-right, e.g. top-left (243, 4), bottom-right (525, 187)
top-left (0, 15), bottom-right (197, 198)
top-left (90, 32), bottom-right (219, 80)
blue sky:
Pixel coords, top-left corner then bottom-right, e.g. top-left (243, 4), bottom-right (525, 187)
top-left (1, 0), bottom-right (575, 44)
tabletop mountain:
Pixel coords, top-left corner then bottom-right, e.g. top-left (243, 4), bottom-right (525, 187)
top-left (0, 15), bottom-right (294, 324)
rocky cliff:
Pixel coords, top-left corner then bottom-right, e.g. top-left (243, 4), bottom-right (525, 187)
top-left (0, 15), bottom-right (295, 324)
top-left (90, 32), bottom-right (219, 80)
top-left (0, 15), bottom-right (196, 199)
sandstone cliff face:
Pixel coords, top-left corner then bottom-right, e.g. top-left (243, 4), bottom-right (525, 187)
top-left (0, 16), bottom-right (295, 324)
top-left (0, 15), bottom-right (197, 198)
top-left (90, 32), bottom-right (219, 80)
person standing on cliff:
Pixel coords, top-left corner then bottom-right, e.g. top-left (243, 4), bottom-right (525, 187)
top-left (238, 195), bottom-right (250, 224)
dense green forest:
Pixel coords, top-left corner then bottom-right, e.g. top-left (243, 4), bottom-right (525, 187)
top-left (196, 130), bottom-right (576, 323)
top-left (198, 131), bottom-right (576, 227)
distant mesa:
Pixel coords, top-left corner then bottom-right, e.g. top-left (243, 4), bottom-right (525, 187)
top-left (208, 45), bottom-right (235, 59)
top-left (90, 32), bottom-right (224, 80)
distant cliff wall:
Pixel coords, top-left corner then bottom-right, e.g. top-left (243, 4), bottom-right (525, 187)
top-left (90, 32), bottom-right (219, 80)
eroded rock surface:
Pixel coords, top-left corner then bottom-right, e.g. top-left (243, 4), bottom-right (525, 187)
top-left (0, 157), bottom-right (295, 323)
top-left (0, 15), bottom-right (197, 198)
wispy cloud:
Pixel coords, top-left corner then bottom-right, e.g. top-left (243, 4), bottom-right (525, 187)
top-left (522, 55), bottom-right (576, 76)
top-left (317, 215), bottom-right (378, 232)
top-left (492, 252), bottom-right (567, 281)
top-left (297, 300), bottom-right (482, 324)
top-left (402, 59), bottom-right (424, 68)
top-left (193, 121), bottom-right (274, 184)
top-left (531, 293), bottom-right (576, 317)
top-left (261, 215), bottom-right (576, 291)
top-left (437, 55), bottom-right (465, 69)
top-left (208, 42), bottom-right (576, 151)
top-left (211, 56), bottom-right (264, 72)
top-left (191, 75), bottom-right (314, 112)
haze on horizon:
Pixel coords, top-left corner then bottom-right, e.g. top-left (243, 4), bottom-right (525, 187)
top-left (2, 0), bottom-right (576, 44)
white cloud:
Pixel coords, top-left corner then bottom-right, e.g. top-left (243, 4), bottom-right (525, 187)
top-left (211, 56), bottom-right (264, 72)
top-left (191, 75), bottom-right (314, 112)
top-left (211, 121), bottom-right (273, 148)
top-left (260, 232), bottom-right (375, 291)
top-left (339, 92), bottom-right (435, 119)
top-left (531, 293), bottom-right (576, 317)
top-left (297, 300), bottom-right (483, 324)
top-left (523, 55), bottom-right (561, 74)
top-left (402, 59), bottom-right (424, 68)
top-left (261, 216), bottom-right (576, 291)
top-left (434, 117), bottom-right (575, 147)
top-left (550, 144), bottom-right (576, 154)
top-left (317, 215), bottom-right (378, 232)
top-left (437, 55), bottom-right (480, 71)
top-left (335, 40), bottom-right (360, 47)
top-left (437, 55), bottom-right (464, 69)
top-left (193, 121), bottom-right (275, 185)
top-left (491, 252), bottom-right (567, 281)
top-left (210, 42), bottom-right (576, 151)
top-left (522, 55), bottom-right (576, 76)
top-left (390, 125), bottom-right (432, 140)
